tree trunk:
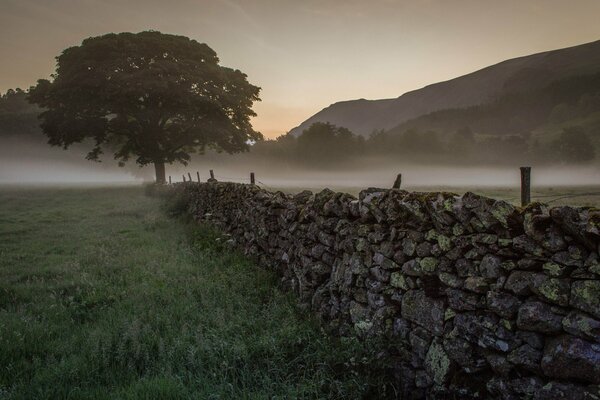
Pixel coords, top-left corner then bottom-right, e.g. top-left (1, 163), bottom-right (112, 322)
top-left (154, 161), bottom-right (166, 184)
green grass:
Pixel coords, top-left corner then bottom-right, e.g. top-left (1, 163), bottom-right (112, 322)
top-left (0, 186), bottom-right (394, 399)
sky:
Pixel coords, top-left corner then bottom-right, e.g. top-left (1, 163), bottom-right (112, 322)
top-left (2, 0), bottom-right (600, 139)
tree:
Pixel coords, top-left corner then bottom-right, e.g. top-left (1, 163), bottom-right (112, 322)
top-left (29, 31), bottom-right (262, 183)
top-left (551, 126), bottom-right (595, 163)
top-left (296, 122), bottom-right (361, 165)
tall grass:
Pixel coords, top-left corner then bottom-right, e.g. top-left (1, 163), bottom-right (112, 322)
top-left (0, 186), bottom-right (396, 399)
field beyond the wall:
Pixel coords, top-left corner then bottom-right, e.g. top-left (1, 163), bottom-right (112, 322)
top-left (0, 186), bottom-right (391, 399)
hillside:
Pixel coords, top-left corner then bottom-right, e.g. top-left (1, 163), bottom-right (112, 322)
top-left (386, 72), bottom-right (600, 138)
top-left (288, 39), bottom-right (600, 137)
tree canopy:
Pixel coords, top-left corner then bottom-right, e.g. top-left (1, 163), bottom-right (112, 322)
top-left (28, 31), bottom-right (262, 182)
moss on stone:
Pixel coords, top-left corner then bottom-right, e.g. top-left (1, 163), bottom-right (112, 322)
top-left (390, 272), bottom-right (410, 290)
top-left (420, 257), bottom-right (439, 273)
top-left (425, 340), bottom-right (452, 385)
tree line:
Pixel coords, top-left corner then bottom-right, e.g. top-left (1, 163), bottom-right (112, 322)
top-left (247, 122), bottom-right (596, 168)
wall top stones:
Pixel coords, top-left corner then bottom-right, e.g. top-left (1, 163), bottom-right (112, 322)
top-left (173, 182), bottom-right (600, 399)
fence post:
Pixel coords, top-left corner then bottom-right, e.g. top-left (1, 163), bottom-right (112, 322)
top-left (250, 172), bottom-right (255, 185)
top-left (197, 171), bottom-right (200, 182)
top-left (393, 173), bottom-right (402, 189)
top-left (520, 167), bottom-right (531, 207)
top-left (182, 174), bottom-right (186, 182)
top-left (187, 172), bottom-right (192, 182)
top-left (168, 175), bottom-right (172, 184)
top-left (209, 169), bottom-right (215, 180)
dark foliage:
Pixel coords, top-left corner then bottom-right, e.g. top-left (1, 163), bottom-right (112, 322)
top-left (28, 31), bottom-right (262, 182)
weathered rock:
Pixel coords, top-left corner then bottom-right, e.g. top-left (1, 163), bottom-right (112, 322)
top-left (401, 290), bottom-right (445, 336)
top-left (454, 313), bottom-right (518, 352)
top-left (464, 276), bottom-right (489, 293)
top-left (487, 291), bottom-right (520, 319)
top-left (562, 312), bottom-right (600, 343)
top-left (425, 339), bottom-right (453, 385)
top-left (480, 254), bottom-right (503, 278)
top-left (517, 301), bottom-right (563, 334)
top-left (533, 381), bottom-right (600, 400)
top-left (542, 335), bottom-right (600, 383)
top-left (532, 277), bottom-right (570, 306)
top-left (571, 280), bottom-right (600, 319)
top-left (507, 344), bottom-right (542, 372)
top-left (446, 288), bottom-right (483, 311)
top-left (504, 271), bottom-right (545, 296)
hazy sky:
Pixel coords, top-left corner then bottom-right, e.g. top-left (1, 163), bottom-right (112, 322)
top-left (2, 0), bottom-right (600, 138)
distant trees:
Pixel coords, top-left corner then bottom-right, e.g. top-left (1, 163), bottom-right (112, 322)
top-left (550, 126), bottom-right (595, 163)
top-left (295, 122), bottom-right (364, 165)
top-left (0, 88), bottom-right (42, 137)
top-left (29, 31), bottom-right (262, 183)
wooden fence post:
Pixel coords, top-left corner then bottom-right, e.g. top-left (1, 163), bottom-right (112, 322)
top-left (520, 167), bottom-right (531, 207)
top-left (168, 175), bottom-right (172, 184)
top-left (182, 174), bottom-right (186, 183)
top-left (250, 172), bottom-right (255, 185)
top-left (187, 172), bottom-right (192, 182)
top-left (393, 173), bottom-right (402, 189)
top-left (197, 171), bottom-right (201, 182)
top-left (209, 170), bottom-right (215, 180)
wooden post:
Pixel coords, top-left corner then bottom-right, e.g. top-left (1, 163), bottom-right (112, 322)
top-left (168, 175), bottom-right (172, 184)
top-left (393, 173), bottom-right (402, 189)
top-left (182, 174), bottom-right (186, 182)
top-left (250, 172), bottom-right (255, 185)
top-left (187, 172), bottom-right (192, 182)
top-left (520, 167), bottom-right (531, 207)
top-left (197, 171), bottom-right (200, 182)
top-left (209, 169), bottom-right (215, 180)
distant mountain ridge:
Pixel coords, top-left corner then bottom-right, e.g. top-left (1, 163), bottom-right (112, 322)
top-left (288, 39), bottom-right (600, 137)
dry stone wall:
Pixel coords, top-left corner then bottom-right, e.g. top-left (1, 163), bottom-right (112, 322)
top-left (174, 181), bottom-right (600, 399)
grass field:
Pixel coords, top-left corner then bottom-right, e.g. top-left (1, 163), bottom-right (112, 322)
top-left (0, 186), bottom-right (391, 399)
top-left (271, 185), bottom-right (600, 208)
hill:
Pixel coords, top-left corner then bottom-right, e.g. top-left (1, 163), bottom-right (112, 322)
top-left (288, 39), bottom-right (600, 137)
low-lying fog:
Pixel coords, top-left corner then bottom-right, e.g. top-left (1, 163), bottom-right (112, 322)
top-left (1, 143), bottom-right (598, 190)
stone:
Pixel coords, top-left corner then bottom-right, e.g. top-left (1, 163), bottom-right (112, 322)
top-left (487, 291), bottom-right (520, 319)
top-left (393, 317), bottom-right (410, 339)
top-left (554, 250), bottom-right (585, 268)
top-left (425, 339), bottom-right (453, 385)
top-left (410, 327), bottom-right (432, 361)
top-left (562, 312), bottom-right (600, 343)
top-left (419, 257), bottom-right (439, 273)
top-left (438, 272), bottom-right (463, 288)
top-left (532, 277), bottom-right (570, 306)
top-left (543, 262), bottom-right (567, 277)
top-left (480, 254), bottom-right (503, 278)
top-left (453, 313), bottom-right (518, 352)
top-left (402, 238), bottom-right (416, 256)
top-left (369, 266), bottom-right (390, 282)
top-left (401, 259), bottom-right (422, 276)
top-left (416, 242), bottom-right (432, 257)
top-left (390, 271), bottom-right (410, 290)
top-left (513, 235), bottom-right (545, 256)
top-left (485, 352), bottom-right (511, 376)
top-left (516, 331), bottom-right (544, 350)
top-left (464, 276), bottom-right (489, 293)
top-left (446, 288), bottom-right (483, 311)
top-left (414, 369), bottom-right (433, 388)
top-left (504, 271), bottom-right (544, 296)
top-left (507, 344), bottom-right (542, 372)
top-left (571, 280), bottom-right (600, 319)
top-left (517, 301), bottom-right (563, 334)
top-left (541, 335), bottom-right (600, 383)
top-left (534, 382), bottom-right (599, 400)
top-left (401, 290), bottom-right (445, 336)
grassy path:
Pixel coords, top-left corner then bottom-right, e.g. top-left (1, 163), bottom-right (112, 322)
top-left (0, 186), bottom-right (386, 399)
